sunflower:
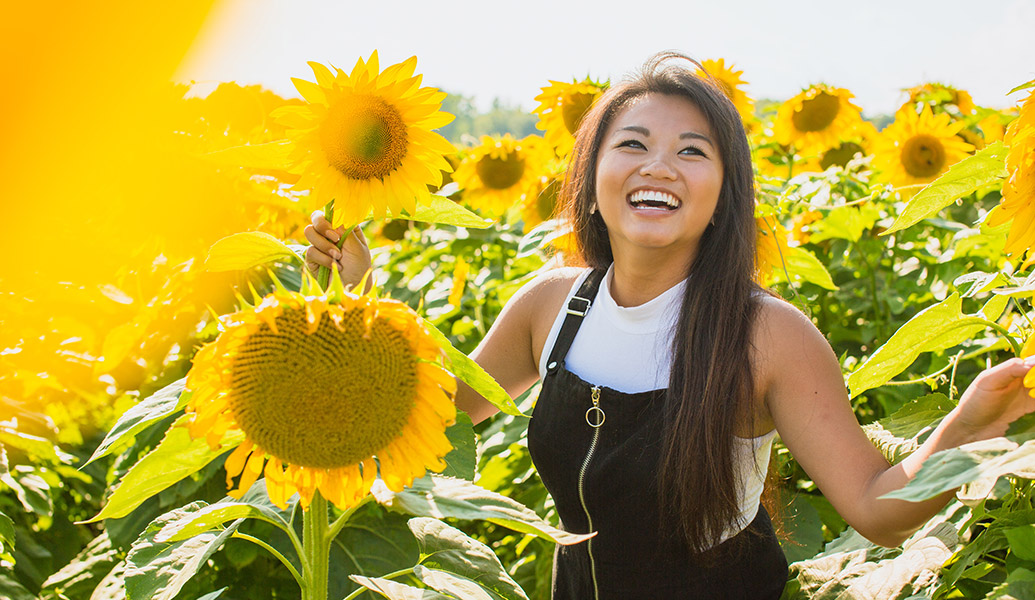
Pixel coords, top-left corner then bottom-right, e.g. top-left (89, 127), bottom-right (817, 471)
top-left (184, 283), bottom-right (457, 510)
top-left (986, 90), bottom-right (1035, 263)
top-left (775, 84), bottom-right (865, 153)
top-left (756, 215), bottom-right (791, 285)
top-left (532, 79), bottom-right (608, 157)
top-left (697, 59), bottom-right (754, 124)
top-left (902, 82), bottom-right (976, 117)
top-left (453, 134), bottom-right (550, 217)
top-left (520, 175), bottom-right (562, 230)
top-left (872, 105), bottom-right (974, 188)
top-left (271, 52), bottom-right (456, 228)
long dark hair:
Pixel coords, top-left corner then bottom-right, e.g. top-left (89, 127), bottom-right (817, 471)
top-left (559, 51), bottom-right (762, 553)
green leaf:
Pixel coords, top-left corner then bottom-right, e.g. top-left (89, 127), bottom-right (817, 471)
top-left (986, 567), bottom-right (1035, 600)
top-left (402, 196), bottom-right (493, 229)
top-left (125, 503), bottom-right (241, 600)
top-left (778, 493), bottom-right (825, 564)
top-left (86, 378), bottom-right (189, 466)
top-left (1006, 525), bottom-right (1035, 562)
top-left (333, 503), bottom-right (420, 598)
top-left (847, 294), bottom-right (999, 398)
top-left (955, 271), bottom-right (1009, 298)
top-left (87, 414), bottom-right (244, 522)
top-left (202, 140), bottom-right (293, 170)
top-left (350, 574), bottom-right (454, 599)
top-left (770, 245), bottom-right (838, 290)
top-left (0, 573), bottom-right (35, 600)
top-left (441, 413), bottom-right (477, 480)
top-left (0, 510), bottom-right (13, 564)
top-left (374, 475), bottom-right (591, 546)
top-left (157, 501), bottom-right (291, 543)
top-left (205, 231), bottom-right (303, 272)
top-left (39, 532), bottom-right (120, 600)
top-left (410, 517), bottom-right (527, 600)
top-left (862, 394), bottom-right (954, 464)
top-left (789, 522), bottom-right (957, 599)
top-left (882, 142), bottom-right (1007, 236)
top-left (881, 437), bottom-right (1035, 502)
top-left (423, 322), bottom-right (524, 417)
top-left (414, 566), bottom-right (496, 600)
top-left (195, 588), bottom-right (229, 600)
top-left (1009, 79), bottom-right (1035, 95)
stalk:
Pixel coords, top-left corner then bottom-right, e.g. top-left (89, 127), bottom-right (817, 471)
top-left (317, 202), bottom-right (351, 291)
top-left (302, 492), bottom-right (331, 600)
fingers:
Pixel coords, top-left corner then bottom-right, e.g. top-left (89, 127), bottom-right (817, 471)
top-left (310, 210), bottom-right (345, 243)
top-left (304, 245), bottom-right (336, 275)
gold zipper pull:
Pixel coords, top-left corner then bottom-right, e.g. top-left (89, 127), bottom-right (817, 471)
top-left (585, 386), bottom-right (605, 428)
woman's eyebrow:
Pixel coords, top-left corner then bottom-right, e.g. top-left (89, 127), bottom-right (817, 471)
top-left (680, 131), bottom-right (715, 146)
top-left (618, 125), bottom-right (650, 136)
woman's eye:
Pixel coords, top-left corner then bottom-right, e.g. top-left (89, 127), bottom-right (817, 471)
top-left (617, 139), bottom-right (645, 150)
top-left (680, 145), bottom-right (706, 157)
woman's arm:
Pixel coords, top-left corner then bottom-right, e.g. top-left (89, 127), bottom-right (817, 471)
top-left (756, 296), bottom-right (1035, 547)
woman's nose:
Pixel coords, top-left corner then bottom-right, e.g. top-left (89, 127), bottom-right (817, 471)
top-left (638, 155), bottom-right (677, 180)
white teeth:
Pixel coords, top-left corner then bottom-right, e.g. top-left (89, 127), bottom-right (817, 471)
top-left (629, 190), bottom-right (680, 208)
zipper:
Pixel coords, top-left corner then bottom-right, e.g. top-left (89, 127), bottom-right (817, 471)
top-left (577, 386), bottom-right (605, 599)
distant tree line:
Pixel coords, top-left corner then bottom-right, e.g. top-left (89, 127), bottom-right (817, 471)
top-left (436, 92), bottom-right (540, 144)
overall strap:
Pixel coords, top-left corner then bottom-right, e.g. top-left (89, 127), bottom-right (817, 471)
top-left (544, 268), bottom-right (605, 375)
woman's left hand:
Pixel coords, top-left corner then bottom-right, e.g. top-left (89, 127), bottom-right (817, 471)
top-left (951, 357), bottom-right (1035, 443)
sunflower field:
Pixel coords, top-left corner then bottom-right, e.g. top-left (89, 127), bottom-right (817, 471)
top-left (4, 4), bottom-right (1035, 600)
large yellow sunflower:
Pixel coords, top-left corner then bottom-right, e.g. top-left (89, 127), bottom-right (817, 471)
top-left (986, 90), bottom-right (1035, 262)
top-left (775, 84), bottom-right (865, 153)
top-left (697, 58), bottom-right (754, 124)
top-left (532, 79), bottom-right (608, 157)
top-left (872, 105), bottom-right (974, 188)
top-left (184, 285), bottom-right (457, 510)
top-left (272, 52), bottom-right (456, 227)
top-left (453, 134), bottom-right (550, 217)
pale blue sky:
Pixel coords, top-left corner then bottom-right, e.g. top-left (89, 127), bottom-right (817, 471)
top-left (177, 0), bottom-right (1035, 117)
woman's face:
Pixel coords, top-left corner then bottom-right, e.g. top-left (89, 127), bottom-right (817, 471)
top-left (594, 93), bottom-right (724, 265)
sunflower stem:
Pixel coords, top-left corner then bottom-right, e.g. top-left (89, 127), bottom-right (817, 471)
top-left (317, 202), bottom-right (337, 292)
top-left (302, 492), bottom-right (331, 600)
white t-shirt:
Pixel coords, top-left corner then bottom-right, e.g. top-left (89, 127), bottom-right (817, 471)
top-left (537, 265), bottom-right (776, 540)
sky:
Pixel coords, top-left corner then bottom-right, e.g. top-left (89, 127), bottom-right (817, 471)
top-left (176, 0), bottom-right (1035, 117)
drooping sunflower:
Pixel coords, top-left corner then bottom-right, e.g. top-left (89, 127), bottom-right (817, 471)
top-left (697, 59), bottom-right (754, 124)
top-left (872, 105), bottom-right (974, 188)
top-left (184, 283), bottom-right (457, 510)
top-left (272, 52), bottom-right (456, 227)
top-left (902, 82), bottom-right (976, 117)
top-left (520, 175), bottom-right (562, 230)
top-left (775, 84), bottom-right (865, 153)
top-left (986, 89), bottom-right (1035, 262)
top-left (532, 79), bottom-right (608, 157)
top-left (453, 134), bottom-right (550, 217)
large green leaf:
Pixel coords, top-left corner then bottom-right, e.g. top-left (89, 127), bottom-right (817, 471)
top-left (986, 567), bottom-right (1035, 600)
top-left (334, 503), bottom-right (420, 599)
top-left (124, 503), bottom-right (241, 600)
top-left (402, 196), bottom-right (493, 229)
top-left (1006, 525), bottom-right (1035, 562)
top-left (769, 245), bottom-right (838, 291)
top-left (423, 324), bottom-right (523, 417)
top-left (204, 231), bottom-right (302, 272)
top-left (410, 517), bottom-right (527, 600)
top-left (847, 293), bottom-right (1007, 398)
top-left (157, 501), bottom-right (291, 543)
top-left (351, 575), bottom-right (453, 600)
top-left (414, 566), bottom-right (496, 600)
top-left (86, 378), bottom-right (189, 466)
top-left (39, 532), bottom-right (120, 600)
top-left (881, 437), bottom-right (1035, 503)
top-left (441, 413), bottom-right (477, 480)
top-left (787, 522), bottom-right (957, 599)
top-left (0, 573), bottom-right (35, 600)
top-left (882, 142), bottom-right (1007, 236)
top-left (87, 414), bottom-right (243, 522)
top-left (862, 394), bottom-right (954, 464)
top-left (374, 475), bottom-right (590, 546)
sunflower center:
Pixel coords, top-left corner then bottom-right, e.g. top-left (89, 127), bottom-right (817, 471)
top-left (476, 153), bottom-right (526, 190)
top-left (792, 91), bottom-right (840, 133)
top-left (320, 94), bottom-right (409, 181)
top-left (901, 134), bottom-right (946, 178)
top-left (820, 142), bottom-right (864, 170)
top-left (228, 305), bottom-right (418, 469)
top-left (562, 92), bottom-right (598, 135)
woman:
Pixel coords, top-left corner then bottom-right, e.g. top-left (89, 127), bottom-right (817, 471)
top-left (305, 53), bottom-right (1035, 599)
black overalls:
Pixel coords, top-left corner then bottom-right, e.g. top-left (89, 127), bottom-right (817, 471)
top-left (526, 269), bottom-right (788, 599)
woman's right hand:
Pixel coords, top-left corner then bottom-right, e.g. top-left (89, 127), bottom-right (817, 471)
top-left (303, 210), bottom-right (372, 292)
